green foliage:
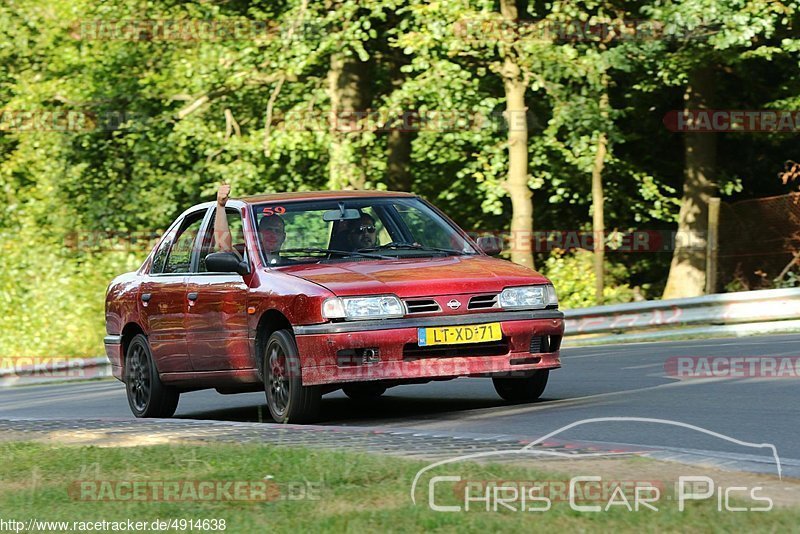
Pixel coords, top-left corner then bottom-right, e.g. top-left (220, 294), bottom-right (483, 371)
top-left (0, 228), bottom-right (142, 358)
top-left (541, 249), bottom-right (637, 309)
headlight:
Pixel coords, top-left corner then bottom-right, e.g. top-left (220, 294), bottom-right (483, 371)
top-left (322, 296), bottom-right (404, 320)
top-left (499, 285), bottom-right (556, 310)
top-left (545, 284), bottom-right (558, 307)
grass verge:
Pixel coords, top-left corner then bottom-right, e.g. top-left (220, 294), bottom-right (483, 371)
top-left (0, 441), bottom-right (795, 533)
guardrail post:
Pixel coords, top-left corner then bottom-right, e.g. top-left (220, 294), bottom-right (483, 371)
top-left (705, 197), bottom-right (720, 295)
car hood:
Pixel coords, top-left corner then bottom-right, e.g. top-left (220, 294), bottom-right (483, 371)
top-left (277, 255), bottom-right (549, 297)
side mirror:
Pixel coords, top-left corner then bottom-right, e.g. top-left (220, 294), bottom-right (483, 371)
top-left (205, 252), bottom-right (250, 276)
top-left (476, 236), bottom-right (503, 257)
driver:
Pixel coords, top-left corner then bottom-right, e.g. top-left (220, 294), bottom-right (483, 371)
top-left (347, 213), bottom-right (378, 250)
top-left (258, 214), bottom-right (286, 265)
top-left (215, 184), bottom-right (286, 265)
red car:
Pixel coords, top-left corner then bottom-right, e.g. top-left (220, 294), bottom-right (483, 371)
top-left (105, 191), bottom-right (564, 422)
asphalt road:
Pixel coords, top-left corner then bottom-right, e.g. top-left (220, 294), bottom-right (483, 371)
top-left (2, 334), bottom-right (799, 470)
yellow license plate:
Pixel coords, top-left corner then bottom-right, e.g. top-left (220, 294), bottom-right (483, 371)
top-left (418, 323), bottom-right (502, 346)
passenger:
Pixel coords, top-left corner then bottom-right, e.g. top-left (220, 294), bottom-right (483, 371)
top-left (347, 213), bottom-right (378, 250)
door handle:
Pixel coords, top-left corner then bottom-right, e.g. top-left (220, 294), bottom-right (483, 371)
top-left (187, 292), bottom-right (199, 301)
top-left (141, 293), bottom-right (152, 302)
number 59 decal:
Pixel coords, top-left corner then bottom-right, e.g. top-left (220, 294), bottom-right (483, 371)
top-left (262, 206), bottom-right (286, 216)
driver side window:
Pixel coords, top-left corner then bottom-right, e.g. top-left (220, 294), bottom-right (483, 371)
top-left (199, 209), bottom-right (247, 272)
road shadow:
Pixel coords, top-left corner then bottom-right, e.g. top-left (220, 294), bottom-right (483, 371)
top-left (175, 390), bottom-right (561, 425)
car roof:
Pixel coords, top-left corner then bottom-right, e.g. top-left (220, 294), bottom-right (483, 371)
top-left (237, 190), bottom-right (417, 204)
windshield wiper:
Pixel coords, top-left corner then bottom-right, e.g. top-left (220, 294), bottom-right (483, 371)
top-left (280, 247), bottom-right (392, 260)
top-left (358, 242), bottom-right (471, 256)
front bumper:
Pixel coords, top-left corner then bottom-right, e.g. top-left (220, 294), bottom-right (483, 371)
top-left (294, 310), bottom-right (564, 386)
top-left (104, 335), bottom-right (124, 380)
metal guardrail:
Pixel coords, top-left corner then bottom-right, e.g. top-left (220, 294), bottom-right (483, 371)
top-left (563, 287), bottom-right (800, 338)
top-left (2, 288), bottom-right (800, 386)
top-left (0, 357), bottom-right (110, 387)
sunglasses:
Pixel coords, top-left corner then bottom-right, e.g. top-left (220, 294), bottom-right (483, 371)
top-left (356, 225), bottom-right (376, 234)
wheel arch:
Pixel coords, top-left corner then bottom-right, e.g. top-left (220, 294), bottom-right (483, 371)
top-left (255, 309), bottom-right (293, 379)
top-left (120, 322), bottom-right (146, 370)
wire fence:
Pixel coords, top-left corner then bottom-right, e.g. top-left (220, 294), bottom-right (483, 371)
top-left (718, 192), bottom-right (800, 290)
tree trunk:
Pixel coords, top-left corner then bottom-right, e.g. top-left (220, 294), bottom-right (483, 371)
top-left (592, 76), bottom-right (609, 304)
top-left (592, 131), bottom-right (607, 304)
top-left (662, 67), bottom-right (717, 298)
top-left (385, 54), bottom-right (415, 191)
top-left (500, 0), bottom-right (534, 269)
top-left (386, 127), bottom-right (414, 191)
top-left (327, 53), bottom-right (371, 190)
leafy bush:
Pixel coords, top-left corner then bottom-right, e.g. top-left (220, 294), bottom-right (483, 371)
top-left (540, 249), bottom-right (637, 309)
top-left (0, 228), bottom-right (142, 359)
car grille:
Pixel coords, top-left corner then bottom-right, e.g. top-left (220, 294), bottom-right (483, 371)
top-left (403, 339), bottom-right (509, 360)
top-left (468, 294), bottom-right (499, 310)
top-left (404, 299), bottom-right (441, 314)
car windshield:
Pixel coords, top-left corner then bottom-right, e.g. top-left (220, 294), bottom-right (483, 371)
top-left (251, 197), bottom-right (479, 266)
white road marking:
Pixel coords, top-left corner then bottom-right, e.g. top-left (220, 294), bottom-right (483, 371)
top-left (621, 362), bottom-right (664, 370)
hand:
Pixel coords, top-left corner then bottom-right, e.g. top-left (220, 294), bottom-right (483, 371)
top-left (217, 183), bottom-right (231, 206)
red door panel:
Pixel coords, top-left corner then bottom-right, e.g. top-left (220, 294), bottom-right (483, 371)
top-left (140, 276), bottom-right (191, 373)
top-left (185, 274), bottom-right (249, 371)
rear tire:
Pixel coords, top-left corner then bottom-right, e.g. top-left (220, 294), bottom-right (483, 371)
top-left (124, 334), bottom-right (179, 418)
top-left (492, 370), bottom-right (549, 402)
top-left (342, 383), bottom-right (387, 400)
top-left (264, 329), bottom-right (321, 423)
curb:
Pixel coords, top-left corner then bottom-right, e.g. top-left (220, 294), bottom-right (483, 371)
top-left (1, 418), bottom-right (796, 478)
top-left (0, 357), bottom-right (111, 387)
top-left (0, 417), bottom-right (643, 462)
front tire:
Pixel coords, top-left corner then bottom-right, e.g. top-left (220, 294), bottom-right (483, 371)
top-left (492, 370), bottom-right (549, 402)
top-left (124, 334), bottom-right (179, 418)
top-left (264, 330), bottom-right (321, 423)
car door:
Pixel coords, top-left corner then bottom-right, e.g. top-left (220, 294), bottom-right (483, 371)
top-left (185, 207), bottom-right (250, 371)
top-left (140, 209), bottom-right (207, 373)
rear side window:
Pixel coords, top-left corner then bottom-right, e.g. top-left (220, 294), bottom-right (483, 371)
top-left (151, 234), bottom-right (172, 274)
top-left (151, 210), bottom-right (206, 274)
top-left (165, 216), bottom-right (205, 273)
